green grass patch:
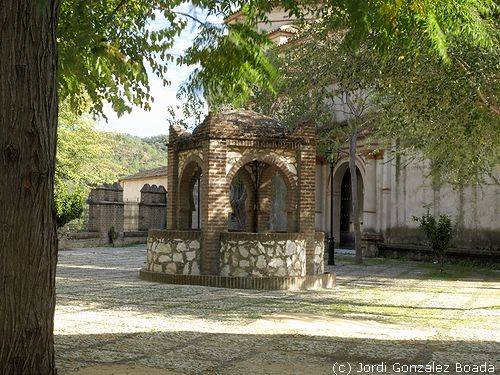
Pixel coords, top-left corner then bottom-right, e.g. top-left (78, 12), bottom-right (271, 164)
top-left (419, 262), bottom-right (500, 281)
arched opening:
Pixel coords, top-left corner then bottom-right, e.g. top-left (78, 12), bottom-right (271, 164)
top-left (270, 171), bottom-right (288, 232)
top-left (229, 171), bottom-right (251, 231)
top-left (178, 161), bottom-right (203, 230)
top-left (339, 167), bottom-right (364, 248)
top-left (191, 176), bottom-right (202, 229)
top-left (228, 160), bottom-right (296, 232)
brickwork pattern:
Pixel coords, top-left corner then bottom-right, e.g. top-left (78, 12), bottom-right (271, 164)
top-left (139, 184), bottom-right (167, 231)
top-left (296, 121), bottom-right (317, 274)
top-left (158, 110), bottom-right (322, 285)
top-left (139, 268), bottom-right (335, 290)
top-left (87, 183), bottom-right (124, 240)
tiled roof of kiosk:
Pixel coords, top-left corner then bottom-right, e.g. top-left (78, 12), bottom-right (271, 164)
top-left (192, 109), bottom-right (290, 139)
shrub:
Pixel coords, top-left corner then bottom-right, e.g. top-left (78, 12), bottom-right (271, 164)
top-left (108, 227), bottom-right (118, 246)
top-left (54, 184), bottom-right (85, 228)
top-left (413, 211), bottom-right (453, 272)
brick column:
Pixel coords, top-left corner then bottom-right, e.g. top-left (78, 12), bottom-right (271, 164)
top-left (200, 139), bottom-right (230, 274)
top-left (167, 126), bottom-right (180, 229)
top-left (297, 121), bottom-right (318, 275)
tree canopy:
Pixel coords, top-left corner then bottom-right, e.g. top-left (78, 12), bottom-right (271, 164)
top-left (247, 20), bottom-right (499, 185)
top-left (172, 2), bottom-right (498, 185)
top-left (57, 0), bottom-right (498, 119)
top-left (178, 0), bottom-right (498, 113)
top-left (55, 104), bottom-right (167, 228)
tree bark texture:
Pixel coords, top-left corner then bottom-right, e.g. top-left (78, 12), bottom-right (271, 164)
top-left (0, 1), bottom-right (59, 374)
top-left (349, 131), bottom-right (363, 265)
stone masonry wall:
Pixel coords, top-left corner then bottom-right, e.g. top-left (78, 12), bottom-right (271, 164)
top-left (220, 232), bottom-right (307, 277)
top-left (313, 232), bottom-right (325, 274)
top-left (146, 230), bottom-right (201, 275)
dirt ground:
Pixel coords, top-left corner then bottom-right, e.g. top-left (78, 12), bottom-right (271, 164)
top-left (55, 245), bottom-right (500, 374)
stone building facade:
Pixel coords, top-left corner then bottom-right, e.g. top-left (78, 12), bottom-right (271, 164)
top-left (315, 147), bottom-right (499, 257)
top-left (226, 8), bottom-right (499, 258)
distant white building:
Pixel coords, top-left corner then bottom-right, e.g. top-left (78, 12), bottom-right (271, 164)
top-left (119, 167), bottom-right (167, 231)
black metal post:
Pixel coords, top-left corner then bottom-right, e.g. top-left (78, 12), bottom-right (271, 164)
top-left (327, 157), bottom-right (335, 265)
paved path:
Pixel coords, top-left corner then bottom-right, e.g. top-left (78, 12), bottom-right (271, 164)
top-left (55, 245), bottom-right (500, 374)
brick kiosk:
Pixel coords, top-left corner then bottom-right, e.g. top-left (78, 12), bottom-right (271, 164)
top-left (139, 109), bottom-right (335, 290)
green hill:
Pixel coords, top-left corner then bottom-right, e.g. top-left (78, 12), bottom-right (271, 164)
top-left (107, 133), bottom-right (168, 179)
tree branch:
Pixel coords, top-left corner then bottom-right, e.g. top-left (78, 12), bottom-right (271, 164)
top-left (456, 57), bottom-right (500, 116)
top-left (172, 11), bottom-right (210, 27)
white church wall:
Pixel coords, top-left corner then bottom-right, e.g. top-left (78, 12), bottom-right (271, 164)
top-left (384, 156), bottom-right (499, 250)
top-left (315, 148), bottom-right (499, 251)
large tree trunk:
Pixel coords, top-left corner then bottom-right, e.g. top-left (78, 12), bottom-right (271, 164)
top-left (349, 131), bottom-right (363, 265)
top-left (0, 1), bottom-right (59, 374)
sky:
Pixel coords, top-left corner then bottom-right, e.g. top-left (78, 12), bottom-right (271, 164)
top-left (97, 5), bottom-right (222, 138)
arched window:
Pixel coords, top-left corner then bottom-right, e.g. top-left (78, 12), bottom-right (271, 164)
top-left (270, 171), bottom-right (287, 232)
top-left (228, 160), bottom-right (296, 232)
top-left (229, 173), bottom-right (248, 231)
top-left (178, 161), bottom-right (203, 230)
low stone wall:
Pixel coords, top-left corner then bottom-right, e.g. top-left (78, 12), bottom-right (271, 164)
top-left (378, 243), bottom-right (500, 263)
top-left (58, 232), bottom-right (102, 249)
top-left (386, 226), bottom-right (500, 252)
top-left (140, 269), bottom-right (335, 290)
top-left (59, 230), bottom-right (148, 249)
top-left (220, 232), bottom-right (307, 277)
top-left (312, 232), bottom-right (325, 274)
top-left (146, 230), bottom-right (202, 275)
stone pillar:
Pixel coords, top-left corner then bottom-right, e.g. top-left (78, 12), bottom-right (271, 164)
top-left (363, 156), bottom-right (378, 232)
top-left (296, 121), bottom-right (318, 275)
top-left (381, 149), bottom-right (392, 235)
top-left (87, 182), bottom-right (124, 242)
top-left (167, 125), bottom-right (180, 229)
top-left (139, 184), bottom-right (167, 231)
top-left (200, 139), bottom-right (230, 274)
top-left (361, 153), bottom-right (383, 257)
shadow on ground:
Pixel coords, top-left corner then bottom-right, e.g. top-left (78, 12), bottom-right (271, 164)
top-left (56, 331), bottom-right (500, 374)
top-left (55, 246), bottom-right (500, 374)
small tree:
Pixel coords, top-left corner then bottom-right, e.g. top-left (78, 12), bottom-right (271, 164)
top-left (413, 211), bottom-right (453, 272)
top-left (54, 183), bottom-right (85, 229)
top-left (250, 27), bottom-right (382, 264)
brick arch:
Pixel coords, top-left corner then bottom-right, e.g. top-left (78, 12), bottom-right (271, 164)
top-left (179, 153), bottom-right (204, 178)
top-left (229, 167), bottom-right (255, 232)
top-left (226, 152), bottom-right (298, 232)
top-left (262, 164), bottom-right (298, 217)
top-left (226, 152), bottom-right (298, 194)
top-left (178, 157), bottom-right (203, 229)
